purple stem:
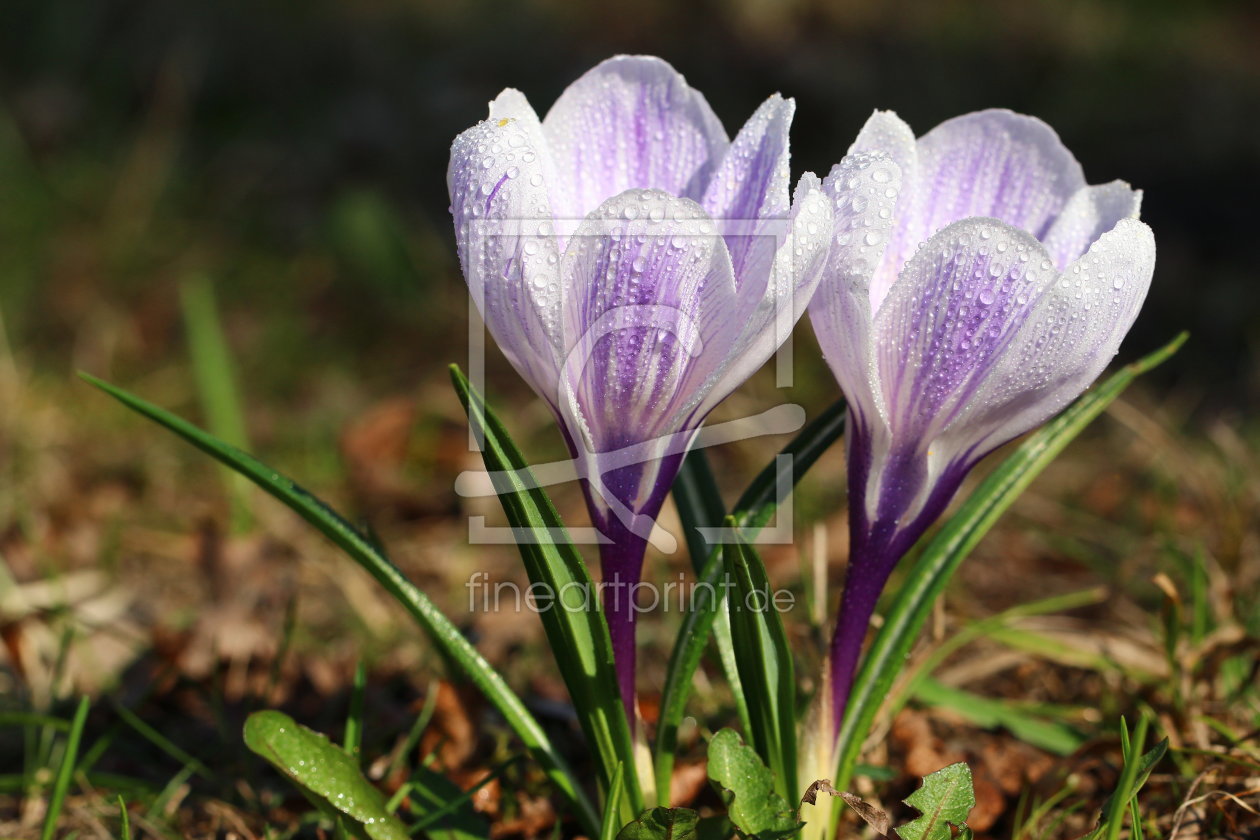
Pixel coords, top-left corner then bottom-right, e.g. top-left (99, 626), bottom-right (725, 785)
top-left (828, 415), bottom-right (972, 733)
top-left (579, 452), bottom-right (683, 732)
top-left (596, 511), bottom-right (648, 726)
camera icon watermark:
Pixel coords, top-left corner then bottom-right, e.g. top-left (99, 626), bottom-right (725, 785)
top-left (458, 215), bottom-right (809, 552)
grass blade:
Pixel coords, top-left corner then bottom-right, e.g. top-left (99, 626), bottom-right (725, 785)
top-left (450, 365), bottom-right (642, 819)
top-left (79, 371), bottom-right (600, 836)
top-left (117, 795), bottom-right (131, 840)
top-left (671, 452), bottom-right (751, 740)
top-left (1086, 716), bottom-right (1166, 840)
top-left (40, 695), bottom-right (89, 840)
top-left (831, 333), bottom-right (1187, 796)
top-left (601, 762), bottom-right (626, 840)
top-left (655, 400), bottom-right (844, 799)
top-left (344, 660), bottom-right (367, 760)
top-left (909, 679), bottom-right (1086, 755)
top-left (724, 523), bottom-right (797, 800)
top-left (180, 273), bottom-right (253, 532)
top-left (111, 700), bottom-right (215, 782)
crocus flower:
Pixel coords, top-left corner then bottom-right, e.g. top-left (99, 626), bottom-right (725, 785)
top-left (809, 109), bottom-right (1156, 727)
top-left (448, 56), bottom-right (835, 719)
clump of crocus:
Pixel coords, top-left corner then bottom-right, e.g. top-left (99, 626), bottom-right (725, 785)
top-left (447, 55), bottom-right (836, 720)
top-left (810, 109), bottom-right (1156, 727)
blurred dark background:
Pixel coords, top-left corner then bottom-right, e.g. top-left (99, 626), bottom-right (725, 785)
top-left (2, 0), bottom-right (1258, 418)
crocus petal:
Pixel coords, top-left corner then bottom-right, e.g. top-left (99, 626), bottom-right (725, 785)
top-left (808, 152), bottom-right (904, 431)
top-left (1042, 180), bottom-right (1143, 269)
top-left (701, 171), bottom-right (834, 411)
top-left (488, 88), bottom-right (569, 230)
top-left (702, 94), bottom-right (794, 282)
top-left (942, 218), bottom-right (1156, 460)
top-left (847, 110), bottom-right (917, 182)
top-left (448, 112), bottom-right (564, 403)
top-left (913, 110), bottom-right (1086, 243)
top-left (557, 189), bottom-right (738, 519)
top-left (542, 55), bottom-right (729, 221)
top-left (873, 217), bottom-right (1058, 448)
top-left (845, 111), bottom-right (917, 310)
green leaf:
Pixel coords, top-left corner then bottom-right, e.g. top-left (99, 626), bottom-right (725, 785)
top-left (671, 452), bottom-right (752, 743)
top-left (117, 795), bottom-right (132, 840)
top-left (179, 273), bottom-right (253, 532)
top-left (831, 334), bottom-right (1186, 795)
top-left (696, 816), bottom-right (736, 840)
top-left (617, 808), bottom-right (700, 840)
top-left (723, 529), bottom-right (797, 801)
top-left (910, 678), bottom-right (1086, 756)
top-left (243, 710), bottom-right (410, 840)
top-left (1082, 717), bottom-right (1167, 840)
top-left (706, 729), bottom-right (801, 840)
top-left (895, 763), bottom-right (975, 840)
top-left (656, 400), bottom-right (845, 799)
top-left (449, 366), bottom-right (641, 819)
top-left (602, 763), bottom-right (627, 840)
top-left (344, 660), bottom-right (367, 759)
top-left (79, 372), bottom-right (599, 836)
top-left (40, 695), bottom-right (89, 840)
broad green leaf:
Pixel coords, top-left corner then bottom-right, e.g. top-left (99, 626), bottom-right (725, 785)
top-left (450, 366), bottom-right (641, 819)
top-left (80, 373), bottom-right (599, 836)
top-left (656, 400), bottom-right (845, 799)
top-left (895, 763), bottom-right (975, 840)
top-left (243, 710), bottom-right (409, 840)
top-left (831, 334), bottom-right (1186, 795)
top-left (696, 816), bottom-right (736, 840)
top-left (723, 529), bottom-right (797, 801)
top-left (617, 808), bottom-right (700, 840)
top-left (706, 729), bottom-right (800, 840)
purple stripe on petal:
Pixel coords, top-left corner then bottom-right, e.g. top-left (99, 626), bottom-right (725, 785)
top-left (942, 218), bottom-right (1156, 460)
top-left (701, 172), bottom-right (834, 413)
top-left (558, 189), bottom-right (737, 517)
top-left (542, 56), bottom-right (729, 221)
top-left (914, 110), bottom-right (1086, 243)
top-left (702, 94), bottom-right (794, 283)
top-left (873, 218), bottom-right (1058, 445)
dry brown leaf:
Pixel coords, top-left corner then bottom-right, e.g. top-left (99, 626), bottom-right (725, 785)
top-left (838, 790), bottom-right (890, 836)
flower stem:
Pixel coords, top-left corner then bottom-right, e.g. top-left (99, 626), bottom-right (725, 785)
top-left (828, 538), bottom-right (897, 733)
top-left (597, 512), bottom-right (648, 729)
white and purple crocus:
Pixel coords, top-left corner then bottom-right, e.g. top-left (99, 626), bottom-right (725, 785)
top-left (810, 109), bottom-right (1156, 728)
top-left (447, 56), bottom-right (838, 719)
